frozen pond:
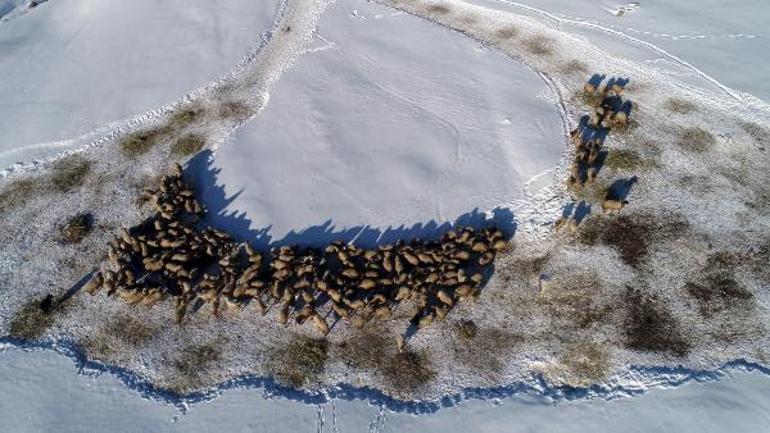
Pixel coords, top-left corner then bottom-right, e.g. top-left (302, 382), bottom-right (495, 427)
top-left (200, 0), bottom-right (563, 246)
top-left (1, 348), bottom-right (769, 433)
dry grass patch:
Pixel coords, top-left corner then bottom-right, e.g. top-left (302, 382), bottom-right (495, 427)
top-left (168, 339), bottom-right (225, 393)
top-left (59, 212), bottom-right (94, 244)
top-left (455, 319), bottom-right (478, 340)
top-left (579, 211), bottom-right (689, 268)
top-left (740, 121), bottom-right (769, 145)
top-left (624, 287), bottom-right (690, 357)
top-left (268, 335), bottom-right (328, 388)
top-left (426, 4), bottom-right (451, 14)
top-left (171, 134), bottom-right (206, 157)
top-left (382, 350), bottom-right (437, 392)
top-left (522, 35), bottom-right (554, 56)
top-left (677, 127), bottom-right (716, 153)
top-left (495, 26), bottom-right (519, 40)
top-left (8, 297), bottom-right (64, 340)
top-left (558, 59), bottom-right (589, 75)
top-left (539, 271), bottom-right (611, 330)
top-left (51, 154), bottom-right (92, 192)
top-left (558, 342), bottom-right (611, 385)
top-left (120, 127), bottom-right (170, 158)
top-left (337, 329), bottom-right (436, 392)
top-left (685, 252), bottom-right (753, 316)
top-left (452, 324), bottom-right (521, 379)
top-left (604, 148), bottom-right (658, 171)
top-left (168, 104), bottom-right (207, 129)
top-left (79, 312), bottom-right (159, 358)
top-left (0, 177), bottom-right (43, 213)
top-left (664, 98), bottom-right (698, 114)
top-left (215, 100), bottom-right (255, 121)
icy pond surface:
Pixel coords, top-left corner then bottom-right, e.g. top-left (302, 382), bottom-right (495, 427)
top-left (1, 348), bottom-right (769, 433)
top-left (200, 0), bottom-right (563, 246)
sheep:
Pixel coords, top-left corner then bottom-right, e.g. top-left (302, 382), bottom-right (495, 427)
top-left (602, 198), bottom-right (628, 213)
top-left (83, 272), bottom-right (104, 296)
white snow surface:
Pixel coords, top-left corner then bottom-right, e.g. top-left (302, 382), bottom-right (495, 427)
top-left (1, 0), bottom-right (770, 429)
top-left (201, 0), bottom-right (563, 246)
top-left (1, 348), bottom-right (770, 432)
top-left (0, 0), bottom-right (281, 167)
top-left (467, 0), bottom-right (770, 103)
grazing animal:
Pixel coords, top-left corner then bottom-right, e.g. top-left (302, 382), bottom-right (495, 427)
top-left (602, 198), bottom-right (628, 213)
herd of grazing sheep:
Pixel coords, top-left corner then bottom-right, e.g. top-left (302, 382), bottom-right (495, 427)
top-left (569, 76), bottom-right (634, 212)
top-left (81, 164), bottom-right (507, 335)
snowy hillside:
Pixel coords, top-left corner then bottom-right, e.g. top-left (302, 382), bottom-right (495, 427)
top-left (1, 0), bottom-right (769, 431)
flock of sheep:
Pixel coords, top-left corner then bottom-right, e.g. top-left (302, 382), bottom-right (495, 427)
top-left (81, 164), bottom-right (507, 335)
top-left (573, 79), bottom-right (632, 200)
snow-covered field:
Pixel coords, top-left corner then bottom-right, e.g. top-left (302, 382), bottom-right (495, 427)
top-left (2, 348), bottom-right (770, 432)
top-left (1, 0), bottom-right (770, 430)
top-left (203, 0), bottom-right (562, 245)
top-left (0, 0), bottom-right (281, 167)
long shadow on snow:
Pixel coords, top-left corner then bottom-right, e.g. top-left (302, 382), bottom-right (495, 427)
top-left (186, 150), bottom-right (517, 249)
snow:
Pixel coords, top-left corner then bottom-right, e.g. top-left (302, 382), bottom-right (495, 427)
top-left (466, 0), bottom-right (770, 102)
top-left (0, 0), bottom-right (770, 428)
top-left (2, 348), bottom-right (770, 432)
top-left (201, 0), bottom-right (563, 246)
top-left (0, 0), bottom-right (282, 168)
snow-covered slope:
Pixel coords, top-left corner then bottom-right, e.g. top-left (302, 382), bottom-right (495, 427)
top-left (0, 0), bottom-right (281, 167)
top-left (201, 0), bottom-right (563, 246)
top-left (467, 0), bottom-right (770, 102)
top-left (2, 348), bottom-right (770, 432)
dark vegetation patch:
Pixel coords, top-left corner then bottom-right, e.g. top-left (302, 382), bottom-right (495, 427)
top-left (382, 350), bottom-right (437, 392)
top-left (558, 342), bottom-right (610, 384)
top-left (216, 100), bottom-right (254, 121)
top-left (0, 177), bottom-right (42, 213)
top-left (624, 287), bottom-right (690, 357)
top-left (8, 296), bottom-right (68, 340)
top-left (59, 212), bottom-right (94, 244)
top-left (79, 312), bottom-right (159, 357)
top-left (426, 4), bottom-right (451, 14)
top-left (168, 339), bottom-right (225, 393)
top-left (539, 272), bottom-right (611, 329)
top-left (558, 59), bottom-right (589, 75)
top-left (51, 154), bottom-right (92, 192)
top-left (337, 329), bottom-right (436, 392)
top-left (522, 35), bottom-right (554, 56)
top-left (505, 251), bottom-right (550, 276)
top-left (573, 180), bottom-right (610, 204)
top-left (171, 134), bottom-right (206, 157)
top-left (168, 105), bottom-right (206, 130)
top-left (268, 335), bottom-right (328, 388)
top-left (684, 252), bottom-right (753, 316)
top-left (495, 26), bottom-right (518, 40)
top-left (664, 98), bottom-right (698, 114)
top-left (677, 127), bottom-right (716, 153)
top-left (455, 319), bottom-right (478, 340)
top-left (120, 127), bottom-right (170, 158)
top-left (676, 174), bottom-right (714, 195)
top-left (740, 121), bottom-right (769, 145)
top-left (452, 324), bottom-right (521, 379)
top-left (603, 148), bottom-right (656, 171)
top-left (579, 211), bottom-right (689, 268)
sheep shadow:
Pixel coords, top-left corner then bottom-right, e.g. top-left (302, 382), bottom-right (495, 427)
top-left (185, 150), bottom-right (517, 250)
top-left (606, 176), bottom-right (638, 201)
